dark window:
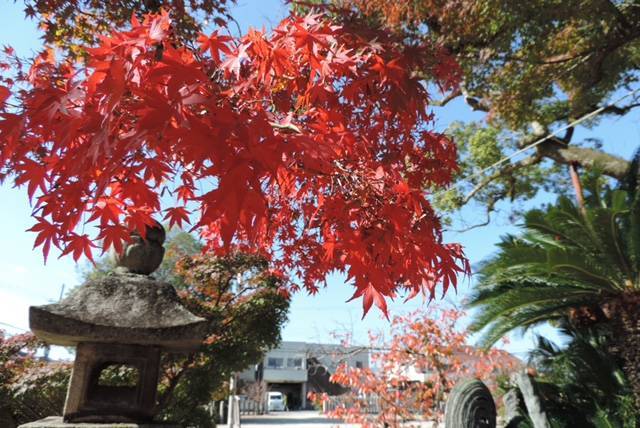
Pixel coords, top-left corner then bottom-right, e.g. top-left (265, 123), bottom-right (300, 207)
top-left (287, 358), bottom-right (303, 369)
top-left (267, 357), bottom-right (284, 369)
top-left (355, 361), bottom-right (363, 369)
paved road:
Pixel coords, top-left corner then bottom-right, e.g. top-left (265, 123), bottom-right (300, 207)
top-left (240, 411), bottom-right (439, 427)
top-left (240, 410), bottom-right (359, 427)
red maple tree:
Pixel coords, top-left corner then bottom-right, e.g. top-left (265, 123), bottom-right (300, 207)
top-left (310, 308), bottom-right (520, 427)
top-left (0, 10), bottom-right (467, 315)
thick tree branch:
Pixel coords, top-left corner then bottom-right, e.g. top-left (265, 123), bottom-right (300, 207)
top-left (601, 101), bottom-right (640, 116)
top-left (422, 81), bottom-right (489, 111)
top-left (431, 89), bottom-right (462, 107)
top-left (461, 86), bottom-right (490, 112)
top-left (536, 140), bottom-right (630, 180)
top-left (460, 138), bottom-right (629, 207)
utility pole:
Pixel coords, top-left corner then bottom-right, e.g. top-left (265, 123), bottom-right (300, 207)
top-left (228, 373), bottom-right (240, 427)
top-left (227, 273), bottom-right (242, 428)
top-left (44, 283), bottom-right (66, 361)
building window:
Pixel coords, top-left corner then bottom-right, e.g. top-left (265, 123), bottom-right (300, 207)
top-left (267, 357), bottom-right (284, 369)
top-left (287, 358), bottom-right (303, 369)
top-left (355, 361), bottom-right (363, 369)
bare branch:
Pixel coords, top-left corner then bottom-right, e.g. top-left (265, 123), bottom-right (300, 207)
top-left (431, 88), bottom-right (462, 107)
top-left (451, 210), bottom-right (492, 233)
top-left (461, 154), bottom-right (541, 205)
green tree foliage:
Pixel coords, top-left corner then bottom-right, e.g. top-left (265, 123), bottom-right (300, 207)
top-left (467, 174), bottom-right (640, 405)
top-left (522, 321), bottom-right (637, 427)
top-left (153, 228), bottom-right (203, 285)
top-left (21, 0), bottom-right (235, 59)
top-left (158, 252), bottom-right (289, 427)
top-left (312, 0), bottom-right (640, 224)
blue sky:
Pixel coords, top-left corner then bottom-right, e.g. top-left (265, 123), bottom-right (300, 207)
top-left (1, 0), bottom-right (639, 360)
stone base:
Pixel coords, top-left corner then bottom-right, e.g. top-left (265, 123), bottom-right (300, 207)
top-left (19, 417), bottom-right (180, 428)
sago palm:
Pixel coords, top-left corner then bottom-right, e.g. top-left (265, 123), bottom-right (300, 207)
top-left (527, 320), bottom-right (636, 426)
top-left (468, 179), bottom-right (640, 405)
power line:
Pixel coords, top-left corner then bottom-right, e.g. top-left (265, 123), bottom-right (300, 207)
top-left (433, 87), bottom-right (640, 199)
top-left (0, 321), bottom-right (28, 332)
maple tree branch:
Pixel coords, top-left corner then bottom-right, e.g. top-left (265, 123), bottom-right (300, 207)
top-left (270, 121), bottom-right (302, 134)
top-left (156, 353), bottom-right (196, 411)
top-left (227, 15), bottom-right (243, 40)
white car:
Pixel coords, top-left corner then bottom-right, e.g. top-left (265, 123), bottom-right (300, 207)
top-left (267, 391), bottom-right (285, 411)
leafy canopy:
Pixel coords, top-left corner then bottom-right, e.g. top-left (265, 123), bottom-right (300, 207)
top-left (345, 0), bottom-right (640, 126)
top-left (158, 251), bottom-right (289, 427)
top-left (322, 0), bottom-right (640, 223)
top-left (0, 10), bottom-right (468, 315)
top-left (22, 0), bottom-right (236, 59)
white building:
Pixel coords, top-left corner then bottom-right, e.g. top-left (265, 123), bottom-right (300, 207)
top-left (238, 341), bottom-right (369, 409)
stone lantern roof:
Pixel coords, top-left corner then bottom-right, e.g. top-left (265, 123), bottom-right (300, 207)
top-left (29, 223), bottom-right (207, 351)
top-left (30, 271), bottom-right (208, 351)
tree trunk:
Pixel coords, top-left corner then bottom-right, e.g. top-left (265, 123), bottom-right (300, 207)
top-left (513, 371), bottom-right (550, 428)
top-left (0, 407), bottom-right (17, 428)
top-left (612, 293), bottom-right (640, 407)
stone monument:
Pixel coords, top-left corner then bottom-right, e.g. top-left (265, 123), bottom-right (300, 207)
top-left (21, 223), bottom-right (208, 427)
top-left (444, 378), bottom-right (497, 428)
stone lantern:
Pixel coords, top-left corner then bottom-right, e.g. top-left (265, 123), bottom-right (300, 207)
top-left (22, 223), bottom-right (208, 427)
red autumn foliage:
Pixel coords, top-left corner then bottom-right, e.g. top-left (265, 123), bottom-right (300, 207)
top-left (310, 308), bottom-right (521, 427)
top-left (0, 11), bottom-right (467, 315)
top-left (0, 330), bottom-right (73, 425)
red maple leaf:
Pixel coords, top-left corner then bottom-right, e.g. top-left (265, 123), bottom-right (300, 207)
top-left (0, 10), bottom-right (467, 317)
top-left (164, 206), bottom-right (191, 229)
top-left (0, 85), bottom-right (9, 106)
top-left (97, 224), bottom-right (131, 255)
top-left (197, 30), bottom-right (232, 63)
top-left (27, 218), bottom-right (60, 262)
top-left (61, 233), bottom-right (96, 262)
